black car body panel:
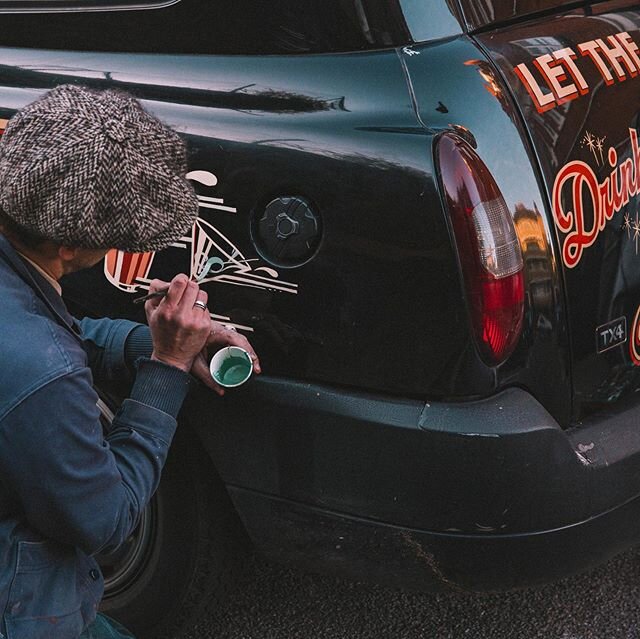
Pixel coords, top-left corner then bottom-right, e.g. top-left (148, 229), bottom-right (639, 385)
top-left (6, 45), bottom-right (469, 399)
top-left (1, 0), bottom-right (640, 593)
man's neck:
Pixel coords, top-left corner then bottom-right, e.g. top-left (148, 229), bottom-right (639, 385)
top-left (1, 234), bottom-right (63, 282)
top-left (1, 234), bottom-right (64, 295)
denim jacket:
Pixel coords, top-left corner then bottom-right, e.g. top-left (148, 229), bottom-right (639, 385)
top-left (0, 235), bottom-right (191, 639)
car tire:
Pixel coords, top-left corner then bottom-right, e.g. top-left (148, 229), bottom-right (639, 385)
top-left (95, 398), bottom-right (248, 639)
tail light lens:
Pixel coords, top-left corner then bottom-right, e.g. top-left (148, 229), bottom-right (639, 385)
top-left (437, 134), bottom-right (524, 365)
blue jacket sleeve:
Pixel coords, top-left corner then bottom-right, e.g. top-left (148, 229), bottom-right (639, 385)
top-left (0, 358), bottom-right (190, 555)
top-left (78, 317), bottom-right (153, 381)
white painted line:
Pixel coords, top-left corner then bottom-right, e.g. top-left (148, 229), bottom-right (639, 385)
top-left (217, 274), bottom-right (298, 294)
top-left (198, 202), bottom-right (238, 213)
top-left (197, 195), bottom-right (225, 203)
top-left (210, 314), bottom-right (254, 333)
top-left (223, 271), bottom-right (299, 288)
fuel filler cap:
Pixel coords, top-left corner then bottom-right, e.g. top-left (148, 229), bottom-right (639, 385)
top-left (253, 196), bottom-right (322, 267)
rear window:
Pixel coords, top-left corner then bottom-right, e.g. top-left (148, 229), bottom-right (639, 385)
top-left (0, 0), bottom-right (411, 54)
top-left (457, 0), bottom-right (607, 30)
top-left (0, 0), bottom-right (175, 10)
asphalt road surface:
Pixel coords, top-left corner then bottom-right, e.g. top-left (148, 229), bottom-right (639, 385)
top-left (185, 547), bottom-right (640, 639)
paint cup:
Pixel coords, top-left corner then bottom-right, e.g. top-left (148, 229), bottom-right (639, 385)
top-left (209, 346), bottom-right (253, 388)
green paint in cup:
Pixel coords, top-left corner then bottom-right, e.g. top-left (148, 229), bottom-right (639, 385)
top-left (209, 346), bottom-right (253, 388)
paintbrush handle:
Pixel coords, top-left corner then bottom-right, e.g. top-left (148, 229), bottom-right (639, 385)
top-left (132, 288), bottom-right (169, 304)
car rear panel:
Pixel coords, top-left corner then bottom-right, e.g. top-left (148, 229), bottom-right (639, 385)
top-left (474, 0), bottom-right (640, 419)
top-left (4, 2), bottom-right (634, 426)
top-left (0, 46), bottom-right (469, 399)
top-left (0, 17), bottom-right (574, 420)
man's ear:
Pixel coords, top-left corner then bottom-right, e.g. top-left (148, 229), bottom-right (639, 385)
top-left (58, 245), bottom-right (78, 263)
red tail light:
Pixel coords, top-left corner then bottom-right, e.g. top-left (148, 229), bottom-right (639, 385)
top-left (437, 134), bottom-right (524, 365)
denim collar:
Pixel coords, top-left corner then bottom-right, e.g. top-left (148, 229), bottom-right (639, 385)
top-left (0, 234), bottom-right (80, 339)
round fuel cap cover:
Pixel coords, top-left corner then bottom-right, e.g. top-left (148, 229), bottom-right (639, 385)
top-left (253, 196), bottom-right (322, 267)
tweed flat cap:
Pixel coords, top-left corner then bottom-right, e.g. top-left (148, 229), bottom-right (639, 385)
top-left (0, 84), bottom-right (198, 252)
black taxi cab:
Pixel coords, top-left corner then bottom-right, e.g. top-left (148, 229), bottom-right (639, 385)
top-left (1, 1), bottom-right (640, 637)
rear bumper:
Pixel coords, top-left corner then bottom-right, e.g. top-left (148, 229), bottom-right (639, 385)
top-left (228, 484), bottom-right (640, 591)
top-left (188, 379), bottom-right (640, 590)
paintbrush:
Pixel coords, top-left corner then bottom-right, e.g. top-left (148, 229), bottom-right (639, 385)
top-left (133, 288), bottom-right (169, 304)
top-left (133, 269), bottom-right (205, 304)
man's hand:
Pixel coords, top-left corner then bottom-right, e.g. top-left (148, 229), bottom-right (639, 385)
top-left (191, 321), bottom-right (261, 396)
top-left (144, 275), bottom-right (212, 373)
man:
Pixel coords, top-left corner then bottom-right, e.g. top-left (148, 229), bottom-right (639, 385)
top-left (0, 84), bottom-right (259, 639)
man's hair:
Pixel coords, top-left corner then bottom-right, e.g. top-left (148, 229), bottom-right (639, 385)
top-left (0, 209), bottom-right (48, 249)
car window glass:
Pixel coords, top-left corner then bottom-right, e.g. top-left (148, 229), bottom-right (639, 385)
top-left (0, 0), bottom-right (176, 10)
top-left (0, 0), bottom-right (412, 53)
top-left (457, 0), bottom-right (608, 29)
top-left (399, 0), bottom-right (462, 41)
